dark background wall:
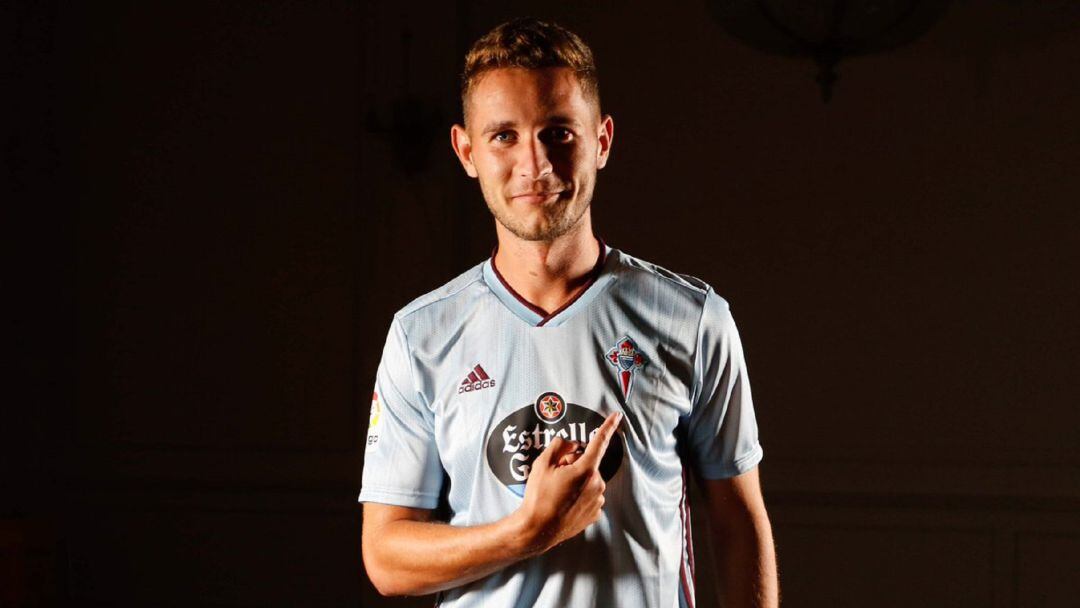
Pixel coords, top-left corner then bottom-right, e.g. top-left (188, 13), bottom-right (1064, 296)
top-left (6, 1), bottom-right (1079, 606)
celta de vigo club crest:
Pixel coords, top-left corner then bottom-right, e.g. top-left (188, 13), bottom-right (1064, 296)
top-left (607, 336), bottom-right (646, 400)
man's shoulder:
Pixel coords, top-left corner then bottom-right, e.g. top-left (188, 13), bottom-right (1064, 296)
top-left (612, 247), bottom-right (729, 309)
top-left (393, 259), bottom-right (488, 322)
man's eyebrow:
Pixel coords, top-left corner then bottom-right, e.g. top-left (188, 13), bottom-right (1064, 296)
top-left (481, 120), bottom-right (517, 136)
top-left (480, 116), bottom-right (583, 136)
top-left (546, 115), bottom-right (582, 129)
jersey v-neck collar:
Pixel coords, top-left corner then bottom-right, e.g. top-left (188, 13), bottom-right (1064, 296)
top-left (482, 238), bottom-right (615, 328)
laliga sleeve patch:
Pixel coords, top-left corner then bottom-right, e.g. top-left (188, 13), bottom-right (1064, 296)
top-left (486, 392), bottom-right (624, 497)
top-left (366, 391), bottom-right (381, 451)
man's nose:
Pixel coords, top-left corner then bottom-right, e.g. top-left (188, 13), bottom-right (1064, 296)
top-left (517, 135), bottom-right (553, 179)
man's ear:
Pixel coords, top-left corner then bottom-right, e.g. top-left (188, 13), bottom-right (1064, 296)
top-left (450, 124), bottom-right (478, 178)
top-left (596, 114), bottom-right (614, 170)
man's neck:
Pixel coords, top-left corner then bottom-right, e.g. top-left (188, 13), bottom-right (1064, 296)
top-left (492, 223), bottom-right (602, 317)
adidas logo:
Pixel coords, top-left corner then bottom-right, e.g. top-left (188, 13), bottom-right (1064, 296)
top-left (459, 364), bottom-right (496, 394)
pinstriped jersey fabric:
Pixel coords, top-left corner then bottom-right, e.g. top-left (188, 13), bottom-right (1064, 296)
top-left (359, 243), bottom-right (763, 608)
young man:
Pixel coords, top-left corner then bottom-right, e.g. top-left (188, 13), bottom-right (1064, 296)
top-left (360, 18), bottom-right (779, 608)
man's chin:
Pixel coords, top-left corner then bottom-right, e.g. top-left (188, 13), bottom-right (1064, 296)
top-left (491, 199), bottom-right (587, 242)
top-left (509, 227), bottom-right (555, 242)
top-left (507, 218), bottom-right (583, 242)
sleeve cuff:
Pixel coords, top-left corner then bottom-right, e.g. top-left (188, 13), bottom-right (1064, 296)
top-left (694, 444), bottom-right (764, 479)
top-left (358, 486), bottom-right (440, 509)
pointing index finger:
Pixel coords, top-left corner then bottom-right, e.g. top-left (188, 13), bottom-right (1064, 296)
top-left (575, 411), bottom-right (622, 471)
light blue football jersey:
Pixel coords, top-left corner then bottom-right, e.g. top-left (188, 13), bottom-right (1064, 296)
top-left (359, 241), bottom-right (763, 608)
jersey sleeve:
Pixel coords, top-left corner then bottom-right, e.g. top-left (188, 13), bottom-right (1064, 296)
top-left (358, 316), bottom-right (444, 508)
top-left (680, 288), bottom-right (764, 479)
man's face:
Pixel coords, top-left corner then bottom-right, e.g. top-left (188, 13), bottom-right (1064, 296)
top-left (451, 67), bottom-right (614, 242)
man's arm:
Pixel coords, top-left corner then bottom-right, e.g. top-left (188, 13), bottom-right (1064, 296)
top-left (701, 466), bottom-right (779, 607)
top-left (361, 411), bottom-right (621, 597)
top-left (361, 503), bottom-right (535, 597)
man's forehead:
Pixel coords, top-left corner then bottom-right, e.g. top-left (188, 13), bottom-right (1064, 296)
top-left (473, 67), bottom-right (583, 107)
top-left (467, 67), bottom-right (596, 127)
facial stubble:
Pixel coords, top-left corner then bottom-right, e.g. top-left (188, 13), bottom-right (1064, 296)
top-left (484, 183), bottom-right (594, 243)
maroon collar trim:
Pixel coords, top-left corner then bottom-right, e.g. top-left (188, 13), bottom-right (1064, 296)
top-left (489, 237), bottom-right (608, 327)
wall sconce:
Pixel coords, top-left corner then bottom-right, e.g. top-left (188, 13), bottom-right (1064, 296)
top-left (709, 0), bottom-right (951, 102)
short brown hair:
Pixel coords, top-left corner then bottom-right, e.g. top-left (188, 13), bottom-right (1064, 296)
top-left (461, 17), bottom-right (600, 124)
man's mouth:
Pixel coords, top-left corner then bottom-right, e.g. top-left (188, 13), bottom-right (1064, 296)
top-left (511, 191), bottom-right (565, 204)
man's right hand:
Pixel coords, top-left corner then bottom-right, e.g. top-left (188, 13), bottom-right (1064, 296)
top-left (515, 411), bottom-right (622, 555)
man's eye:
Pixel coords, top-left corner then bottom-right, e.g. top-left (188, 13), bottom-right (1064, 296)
top-left (494, 132), bottom-right (516, 143)
top-left (545, 128), bottom-right (574, 143)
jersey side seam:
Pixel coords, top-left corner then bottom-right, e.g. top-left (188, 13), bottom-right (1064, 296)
top-left (687, 286), bottom-right (713, 413)
top-left (393, 318), bottom-right (431, 412)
